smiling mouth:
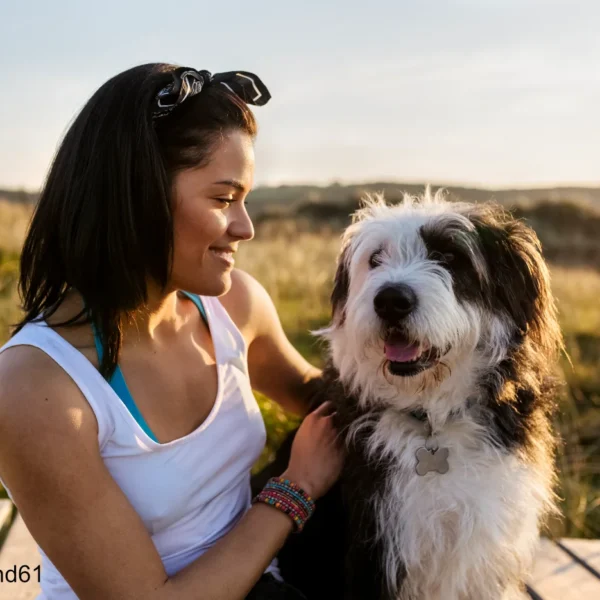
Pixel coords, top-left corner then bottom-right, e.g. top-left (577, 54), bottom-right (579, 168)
top-left (383, 332), bottom-right (442, 377)
top-left (210, 248), bottom-right (235, 266)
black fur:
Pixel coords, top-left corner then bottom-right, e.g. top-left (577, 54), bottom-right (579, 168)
top-left (420, 220), bottom-right (487, 305)
top-left (421, 206), bottom-right (554, 342)
top-left (470, 215), bottom-right (543, 335)
top-left (330, 247), bottom-right (350, 326)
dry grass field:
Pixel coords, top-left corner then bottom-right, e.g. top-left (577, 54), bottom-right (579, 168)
top-left (0, 196), bottom-right (599, 539)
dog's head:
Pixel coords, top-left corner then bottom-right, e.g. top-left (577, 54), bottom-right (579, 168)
top-left (321, 189), bottom-right (560, 410)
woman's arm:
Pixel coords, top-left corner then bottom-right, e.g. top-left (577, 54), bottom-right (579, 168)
top-left (0, 347), bottom-right (341, 600)
top-left (221, 269), bottom-right (322, 417)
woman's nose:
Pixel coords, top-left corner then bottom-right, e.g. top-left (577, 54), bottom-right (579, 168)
top-left (229, 205), bottom-right (254, 241)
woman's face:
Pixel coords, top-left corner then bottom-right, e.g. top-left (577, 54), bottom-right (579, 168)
top-left (169, 129), bottom-right (255, 296)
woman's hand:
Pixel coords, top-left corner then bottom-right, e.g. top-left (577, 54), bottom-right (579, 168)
top-left (281, 401), bottom-right (345, 499)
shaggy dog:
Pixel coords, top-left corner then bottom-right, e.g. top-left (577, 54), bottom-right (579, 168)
top-left (272, 190), bottom-right (562, 600)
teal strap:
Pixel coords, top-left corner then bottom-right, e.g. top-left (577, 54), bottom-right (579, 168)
top-left (92, 322), bottom-right (159, 443)
top-left (91, 292), bottom-right (207, 444)
top-left (179, 291), bottom-right (208, 324)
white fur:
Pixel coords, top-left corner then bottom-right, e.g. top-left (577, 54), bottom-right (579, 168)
top-left (350, 409), bottom-right (552, 600)
top-left (320, 190), bottom-right (555, 599)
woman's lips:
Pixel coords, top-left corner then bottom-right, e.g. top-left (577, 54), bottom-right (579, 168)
top-left (210, 248), bottom-right (235, 266)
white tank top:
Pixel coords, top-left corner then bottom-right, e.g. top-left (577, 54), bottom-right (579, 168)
top-left (0, 295), bottom-right (279, 599)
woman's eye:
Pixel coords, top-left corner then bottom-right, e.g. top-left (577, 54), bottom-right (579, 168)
top-left (214, 197), bottom-right (233, 206)
top-left (369, 250), bottom-right (383, 269)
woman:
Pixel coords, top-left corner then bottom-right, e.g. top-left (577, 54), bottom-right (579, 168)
top-left (0, 64), bottom-right (344, 599)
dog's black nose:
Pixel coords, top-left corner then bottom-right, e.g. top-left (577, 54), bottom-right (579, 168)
top-left (374, 284), bottom-right (418, 321)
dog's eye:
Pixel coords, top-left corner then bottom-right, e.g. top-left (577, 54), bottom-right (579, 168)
top-left (431, 251), bottom-right (454, 264)
top-left (369, 250), bottom-right (383, 269)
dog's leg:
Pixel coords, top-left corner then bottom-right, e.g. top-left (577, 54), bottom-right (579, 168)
top-left (341, 462), bottom-right (401, 600)
top-left (342, 518), bottom-right (390, 600)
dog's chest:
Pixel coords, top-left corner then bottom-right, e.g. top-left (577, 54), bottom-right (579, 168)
top-left (349, 410), bottom-right (541, 599)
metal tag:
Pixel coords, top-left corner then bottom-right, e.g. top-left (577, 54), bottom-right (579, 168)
top-left (415, 447), bottom-right (450, 476)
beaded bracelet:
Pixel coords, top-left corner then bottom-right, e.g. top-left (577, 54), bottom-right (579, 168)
top-left (253, 477), bottom-right (316, 533)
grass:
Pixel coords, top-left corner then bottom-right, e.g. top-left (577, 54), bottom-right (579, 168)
top-left (0, 199), bottom-right (29, 348)
top-left (548, 267), bottom-right (600, 537)
top-left (0, 200), bottom-right (599, 538)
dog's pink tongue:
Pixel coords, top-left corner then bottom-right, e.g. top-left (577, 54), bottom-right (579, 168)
top-left (384, 341), bottom-right (421, 362)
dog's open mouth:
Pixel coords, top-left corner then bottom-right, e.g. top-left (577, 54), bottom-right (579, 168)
top-left (384, 332), bottom-right (441, 376)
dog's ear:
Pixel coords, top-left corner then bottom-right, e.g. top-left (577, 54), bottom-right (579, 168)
top-left (331, 245), bottom-right (351, 326)
top-left (468, 206), bottom-right (559, 353)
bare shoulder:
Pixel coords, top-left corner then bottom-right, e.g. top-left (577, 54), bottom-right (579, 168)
top-left (0, 344), bottom-right (99, 457)
top-left (220, 269), bottom-right (276, 343)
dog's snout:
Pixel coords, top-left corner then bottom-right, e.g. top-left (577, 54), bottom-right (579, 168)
top-left (374, 284), bottom-right (418, 321)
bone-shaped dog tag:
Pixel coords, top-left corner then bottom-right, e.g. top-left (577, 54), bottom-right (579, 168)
top-left (415, 447), bottom-right (450, 476)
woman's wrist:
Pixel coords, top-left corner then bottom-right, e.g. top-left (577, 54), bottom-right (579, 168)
top-left (253, 475), bottom-right (316, 533)
top-left (280, 469), bottom-right (315, 498)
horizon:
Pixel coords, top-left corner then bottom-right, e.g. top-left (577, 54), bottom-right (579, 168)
top-left (2, 1), bottom-right (599, 190)
top-left (3, 179), bottom-right (600, 197)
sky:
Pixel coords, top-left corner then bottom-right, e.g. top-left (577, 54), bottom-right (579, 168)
top-left (1, 0), bottom-right (599, 190)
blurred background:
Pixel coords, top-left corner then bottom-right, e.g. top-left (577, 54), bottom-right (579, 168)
top-left (1, 0), bottom-right (599, 538)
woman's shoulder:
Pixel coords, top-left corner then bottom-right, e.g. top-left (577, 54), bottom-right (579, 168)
top-left (0, 344), bottom-right (103, 550)
top-left (0, 340), bottom-right (64, 385)
top-left (218, 268), bottom-right (276, 345)
top-left (0, 342), bottom-right (99, 445)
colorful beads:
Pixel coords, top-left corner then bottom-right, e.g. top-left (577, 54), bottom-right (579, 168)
top-left (253, 476), bottom-right (316, 533)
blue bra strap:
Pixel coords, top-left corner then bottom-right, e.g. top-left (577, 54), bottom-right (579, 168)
top-left (91, 322), bottom-right (159, 443)
top-left (179, 291), bottom-right (208, 324)
top-left (90, 292), bottom-right (207, 445)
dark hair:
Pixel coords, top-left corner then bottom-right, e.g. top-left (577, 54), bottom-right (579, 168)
top-left (14, 63), bottom-right (257, 377)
